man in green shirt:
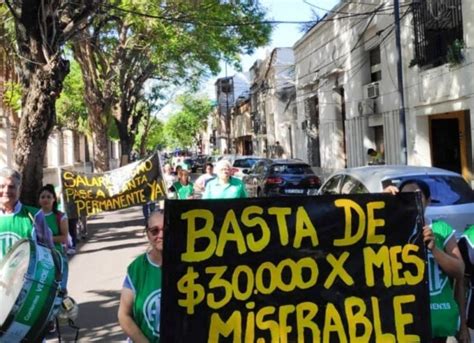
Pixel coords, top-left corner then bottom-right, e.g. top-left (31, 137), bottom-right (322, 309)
top-left (0, 167), bottom-right (52, 261)
top-left (203, 159), bottom-right (247, 199)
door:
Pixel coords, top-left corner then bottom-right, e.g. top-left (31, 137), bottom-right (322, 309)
top-left (430, 112), bottom-right (469, 178)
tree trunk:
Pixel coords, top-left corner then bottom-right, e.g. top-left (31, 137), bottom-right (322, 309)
top-left (15, 60), bottom-right (69, 205)
top-left (139, 112), bottom-right (152, 157)
top-left (88, 102), bottom-right (110, 172)
top-left (115, 116), bottom-right (135, 166)
top-left (73, 33), bottom-right (111, 172)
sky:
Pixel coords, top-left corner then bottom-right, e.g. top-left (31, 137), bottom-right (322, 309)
top-left (232, 0), bottom-right (340, 74)
top-left (207, 0), bottom-right (340, 98)
top-left (159, 0), bottom-right (340, 118)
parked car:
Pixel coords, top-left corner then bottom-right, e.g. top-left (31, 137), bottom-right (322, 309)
top-left (193, 154), bottom-right (208, 173)
top-left (318, 165), bottom-right (474, 237)
top-left (231, 156), bottom-right (267, 179)
top-left (244, 159), bottom-right (322, 197)
top-left (206, 155), bottom-right (222, 168)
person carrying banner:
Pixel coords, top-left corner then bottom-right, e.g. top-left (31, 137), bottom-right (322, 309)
top-left (457, 224), bottom-right (474, 337)
top-left (202, 159), bottom-right (247, 199)
top-left (118, 210), bottom-right (164, 343)
top-left (0, 167), bottom-right (54, 261)
top-left (170, 169), bottom-right (194, 200)
top-left (385, 180), bottom-right (468, 342)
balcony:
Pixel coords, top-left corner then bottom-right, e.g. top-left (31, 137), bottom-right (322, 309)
top-left (413, 0), bottom-right (463, 68)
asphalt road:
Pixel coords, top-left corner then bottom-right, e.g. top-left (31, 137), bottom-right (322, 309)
top-left (47, 206), bottom-right (147, 342)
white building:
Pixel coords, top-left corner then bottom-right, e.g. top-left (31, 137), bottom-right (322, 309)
top-left (250, 48), bottom-right (297, 158)
top-left (294, 0), bottom-right (474, 185)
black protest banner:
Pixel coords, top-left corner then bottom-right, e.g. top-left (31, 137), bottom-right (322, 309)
top-left (161, 194), bottom-right (431, 342)
top-left (61, 153), bottom-right (166, 217)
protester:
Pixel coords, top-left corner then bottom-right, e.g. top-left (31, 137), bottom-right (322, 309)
top-left (162, 163), bottom-right (176, 190)
top-left (66, 205), bottom-right (79, 255)
top-left (0, 167), bottom-right (53, 260)
top-left (203, 159), bottom-right (247, 199)
top-left (458, 224), bottom-right (474, 337)
top-left (385, 180), bottom-right (468, 342)
top-left (38, 184), bottom-right (69, 254)
top-left (170, 169), bottom-right (194, 199)
top-left (118, 210), bottom-right (164, 343)
top-left (174, 165), bottom-right (183, 177)
top-left (194, 163), bottom-right (216, 193)
top-left (38, 184), bottom-right (70, 334)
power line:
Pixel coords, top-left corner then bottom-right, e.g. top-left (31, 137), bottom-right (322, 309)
top-left (101, 2), bottom-right (407, 27)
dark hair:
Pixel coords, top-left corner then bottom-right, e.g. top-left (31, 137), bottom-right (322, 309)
top-left (399, 179), bottom-right (431, 199)
top-left (367, 148), bottom-right (376, 155)
top-left (205, 163), bottom-right (213, 169)
top-left (38, 184), bottom-right (58, 213)
top-left (145, 209), bottom-right (164, 230)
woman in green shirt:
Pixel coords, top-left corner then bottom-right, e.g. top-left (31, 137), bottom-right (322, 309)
top-left (119, 211), bottom-right (164, 342)
top-left (170, 169), bottom-right (194, 199)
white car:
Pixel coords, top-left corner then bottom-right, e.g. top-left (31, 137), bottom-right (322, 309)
top-left (318, 165), bottom-right (474, 237)
top-left (230, 156), bottom-right (267, 179)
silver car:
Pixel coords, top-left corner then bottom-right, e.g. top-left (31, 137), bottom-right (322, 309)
top-left (318, 165), bottom-right (474, 237)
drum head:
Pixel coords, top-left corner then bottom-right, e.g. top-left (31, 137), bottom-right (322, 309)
top-left (0, 240), bottom-right (30, 326)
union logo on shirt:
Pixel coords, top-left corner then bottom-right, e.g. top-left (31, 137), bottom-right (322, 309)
top-left (143, 289), bottom-right (161, 337)
top-left (428, 253), bottom-right (448, 295)
top-left (0, 232), bottom-right (22, 255)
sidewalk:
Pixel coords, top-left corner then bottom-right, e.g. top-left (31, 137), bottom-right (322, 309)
top-left (47, 207), bottom-right (147, 342)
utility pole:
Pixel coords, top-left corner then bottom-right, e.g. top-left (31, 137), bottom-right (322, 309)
top-left (394, 0), bottom-right (408, 164)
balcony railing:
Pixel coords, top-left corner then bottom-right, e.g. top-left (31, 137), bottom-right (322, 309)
top-left (413, 0), bottom-right (463, 67)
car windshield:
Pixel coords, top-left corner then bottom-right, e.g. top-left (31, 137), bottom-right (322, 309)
top-left (233, 159), bottom-right (259, 168)
top-left (382, 175), bottom-right (474, 206)
top-left (271, 164), bottom-right (313, 175)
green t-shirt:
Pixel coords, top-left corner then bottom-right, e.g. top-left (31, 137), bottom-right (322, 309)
top-left (125, 253), bottom-right (162, 342)
top-left (428, 220), bottom-right (460, 337)
top-left (43, 210), bottom-right (67, 254)
top-left (202, 176), bottom-right (247, 199)
top-left (0, 202), bottom-right (39, 261)
top-left (172, 181), bottom-right (194, 200)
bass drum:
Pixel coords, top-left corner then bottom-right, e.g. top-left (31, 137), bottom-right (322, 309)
top-left (0, 239), bottom-right (66, 342)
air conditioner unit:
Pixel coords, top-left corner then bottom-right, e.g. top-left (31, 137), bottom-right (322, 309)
top-left (364, 81), bottom-right (380, 99)
top-left (357, 99), bottom-right (375, 116)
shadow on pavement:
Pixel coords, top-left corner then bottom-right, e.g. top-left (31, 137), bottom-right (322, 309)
top-left (68, 215), bottom-right (145, 261)
top-left (52, 290), bottom-right (125, 342)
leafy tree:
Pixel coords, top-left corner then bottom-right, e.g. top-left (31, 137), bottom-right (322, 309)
top-left (164, 94), bottom-right (213, 149)
top-left (135, 113), bottom-right (165, 156)
top-left (2, 0), bottom-right (99, 205)
top-left (73, 0), bottom-right (272, 169)
top-left (56, 59), bottom-right (88, 132)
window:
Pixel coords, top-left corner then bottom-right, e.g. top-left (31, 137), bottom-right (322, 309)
top-left (369, 46), bottom-right (382, 82)
top-left (384, 175), bottom-right (474, 206)
top-left (271, 164), bottom-right (313, 175)
top-left (413, 0), bottom-right (463, 67)
top-left (320, 175), bottom-right (343, 195)
top-left (340, 176), bottom-right (368, 194)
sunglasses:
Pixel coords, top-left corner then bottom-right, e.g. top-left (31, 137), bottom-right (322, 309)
top-left (146, 226), bottom-right (163, 236)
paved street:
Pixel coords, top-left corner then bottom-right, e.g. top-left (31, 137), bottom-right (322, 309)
top-left (48, 207), bottom-right (147, 342)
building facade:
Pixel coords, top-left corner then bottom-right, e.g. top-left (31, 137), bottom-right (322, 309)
top-left (293, 0), bottom-right (473, 185)
top-left (250, 48), bottom-right (297, 158)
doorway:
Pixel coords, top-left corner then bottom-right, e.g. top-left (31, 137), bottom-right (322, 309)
top-left (429, 111), bottom-right (469, 178)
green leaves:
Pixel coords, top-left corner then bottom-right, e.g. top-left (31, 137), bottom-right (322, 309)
top-left (164, 94), bottom-right (213, 148)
